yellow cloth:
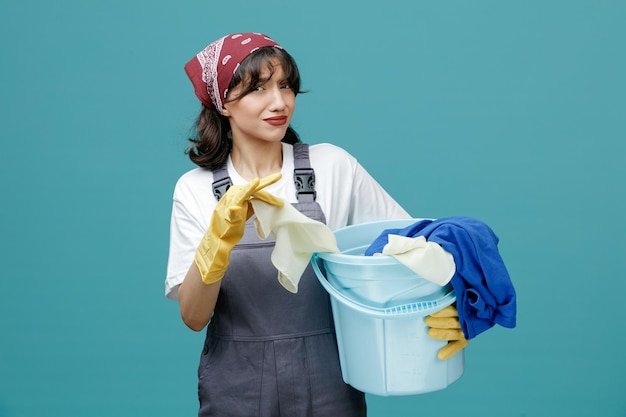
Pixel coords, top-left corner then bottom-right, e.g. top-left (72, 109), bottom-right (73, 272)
top-left (251, 199), bottom-right (339, 293)
top-left (375, 234), bottom-right (456, 286)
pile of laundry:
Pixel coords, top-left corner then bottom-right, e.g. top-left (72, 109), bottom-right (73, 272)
top-left (362, 217), bottom-right (517, 339)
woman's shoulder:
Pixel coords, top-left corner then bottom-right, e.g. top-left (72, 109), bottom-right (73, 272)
top-left (172, 167), bottom-right (214, 199)
top-left (308, 142), bottom-right (357, 165)
top-left (308, 142), bottom-right (349, 154)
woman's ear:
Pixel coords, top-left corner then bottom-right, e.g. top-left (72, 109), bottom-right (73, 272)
top-left (221, 106), bottom-right (231, 117)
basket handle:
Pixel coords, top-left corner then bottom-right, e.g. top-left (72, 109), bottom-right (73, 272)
top-left (311, 254), bottom-right (456, 319)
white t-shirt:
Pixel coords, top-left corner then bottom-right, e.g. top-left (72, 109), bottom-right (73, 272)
top-left (165, 142), bottom-right (410, 300)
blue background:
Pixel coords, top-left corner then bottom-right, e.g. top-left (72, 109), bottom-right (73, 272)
top-left (1, 0), bottom-right (625, 416)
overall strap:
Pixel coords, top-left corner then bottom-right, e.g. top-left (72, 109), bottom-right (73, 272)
top-left (293, 143), bottom-right (317, 203)
top-left (211, 143), bottom-right (317, 202)
top-left (212, 166), bottom-right (232, 201)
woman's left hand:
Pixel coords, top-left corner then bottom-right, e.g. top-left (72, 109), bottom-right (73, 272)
top-left (424, 304), bottom-right (469, 360)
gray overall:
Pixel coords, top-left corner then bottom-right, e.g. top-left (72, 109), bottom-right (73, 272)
top-left (198, 144), bottom-right (366, 417)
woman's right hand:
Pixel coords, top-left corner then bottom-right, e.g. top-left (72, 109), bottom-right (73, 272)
top-left (195, 173), bottom-right (283, 285)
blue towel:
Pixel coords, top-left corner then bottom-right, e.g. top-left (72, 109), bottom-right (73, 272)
top-left (364, 216), bottom-right (516, 339)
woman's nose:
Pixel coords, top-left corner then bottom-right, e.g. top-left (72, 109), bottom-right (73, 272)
top-left (268, 87), bottom-right (286, 110)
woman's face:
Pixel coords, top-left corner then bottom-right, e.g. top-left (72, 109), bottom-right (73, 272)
top-left (222, 59), bottom-right (296, 145)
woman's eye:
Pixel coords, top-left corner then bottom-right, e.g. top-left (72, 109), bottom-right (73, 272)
top-left (281, 84), bottom-right (291, 90)
top-left (254, 86), bottom-right (265, 92)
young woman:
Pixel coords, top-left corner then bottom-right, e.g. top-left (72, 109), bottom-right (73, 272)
top-left (165, 32), bottom-right (461, 416)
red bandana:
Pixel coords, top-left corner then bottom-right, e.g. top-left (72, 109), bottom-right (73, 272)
top-left (184, 32), bottom-right (283, 113)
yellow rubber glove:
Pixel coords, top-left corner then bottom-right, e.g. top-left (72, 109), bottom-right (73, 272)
top-left (194, 173), bottom-right (284, 285)
top-left (424, 304), bottom-right (469, 360)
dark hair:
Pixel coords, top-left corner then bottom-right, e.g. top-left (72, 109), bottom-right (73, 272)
top-left (186, 47), bottom-right (304, 169)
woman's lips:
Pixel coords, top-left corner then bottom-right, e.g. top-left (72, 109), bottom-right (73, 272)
top-left (264, 116), bottom-right (288, 126)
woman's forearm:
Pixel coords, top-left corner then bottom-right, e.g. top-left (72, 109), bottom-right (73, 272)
top-left (178, 262), bottom-right (221, 331)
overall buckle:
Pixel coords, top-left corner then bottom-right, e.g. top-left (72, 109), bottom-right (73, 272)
top-left (294, 168), bottom-right (316, 200)
top-left (212, 177), bottom-right (233, 201)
